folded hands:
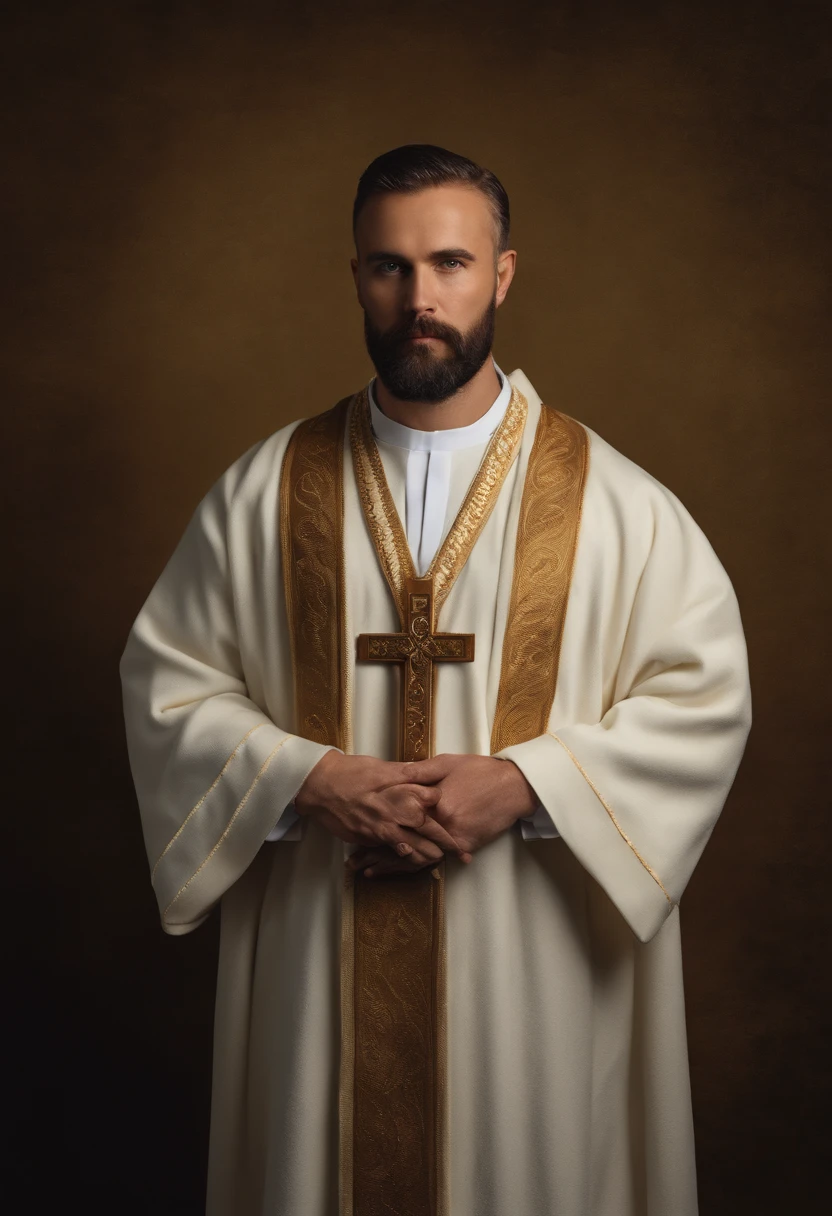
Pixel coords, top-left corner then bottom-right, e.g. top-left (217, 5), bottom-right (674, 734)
top-left (294, 750), bottom-right (537, 878)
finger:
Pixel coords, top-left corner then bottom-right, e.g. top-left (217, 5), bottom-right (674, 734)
top-left (351, 839), bottom-right (416, 865)
top-left (373, 784), bottom-right (440, 832)
top-left (347, 847), bottom-right (388, 870)
top-left (366, 806), bottom-right (458, 859)
top-left (413, 814), bottom-right (469, 857)
top-left (396, 825), bottom-right (444, 861)
top-left (397, 783), bottom-right (442, 810)
top-left (376, 822), bottom-right (444, 861)
top-left (353, 838), bottom-right (440, 870)
top-left (364, 851), bottom-right (436, 878)
top-left (412, 783), bottom-right (442, 808)
top-left (401, 756), bottom-right (455, 785)
top-left (352, 839), bottom-right (473, 869)
top-left (378, 761), bottom-right (438, 788)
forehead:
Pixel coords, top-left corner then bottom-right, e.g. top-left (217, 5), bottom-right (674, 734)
top-left (355, 184), bottom-right (496, 257)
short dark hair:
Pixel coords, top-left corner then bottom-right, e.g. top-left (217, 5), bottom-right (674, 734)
top-left (352, 144), bottom-right (511, 255)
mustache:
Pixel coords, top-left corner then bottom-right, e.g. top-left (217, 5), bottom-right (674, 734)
top-left (392, 319), bottom-right (459, 343)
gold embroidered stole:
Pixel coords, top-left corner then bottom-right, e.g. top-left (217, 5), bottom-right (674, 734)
top-left (280, 388), bottom-right (588, 1216)
top-left (280, 397), bottom-right (352, 751)
top-left (491, 402), bottom-right (589, 750)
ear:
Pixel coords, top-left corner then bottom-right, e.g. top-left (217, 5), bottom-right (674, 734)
top-left (495, 249), bottom-right (517, 308)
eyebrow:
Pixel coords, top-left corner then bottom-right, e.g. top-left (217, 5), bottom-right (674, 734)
top-left (365, 247), bottom-right (478, 265)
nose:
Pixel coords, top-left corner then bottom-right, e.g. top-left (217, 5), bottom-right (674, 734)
top-left (403, 264), bottom-right (436, 317)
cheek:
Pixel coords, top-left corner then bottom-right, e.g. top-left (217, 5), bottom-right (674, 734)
top-left (444, 273), bottom-right (492, 314)
top-left (362, 279), bottom-right (400, 316)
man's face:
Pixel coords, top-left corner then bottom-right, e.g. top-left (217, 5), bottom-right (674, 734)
top-left (351, 185), bottom-right (511, 404)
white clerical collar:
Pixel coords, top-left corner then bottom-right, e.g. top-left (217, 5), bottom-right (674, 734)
top-left (367, 359), bottom-right (511, 452)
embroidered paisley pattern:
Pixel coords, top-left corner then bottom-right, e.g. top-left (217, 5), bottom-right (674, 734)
top-left (279, 398), bottom-right (350, 749)
top-left (490, 405), bottom-right (588, 752)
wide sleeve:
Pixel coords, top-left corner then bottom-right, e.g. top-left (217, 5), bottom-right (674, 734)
top-left (496, 485), bottom-right (752, 944)
top-left (119, 449), bottom-right (333, 936)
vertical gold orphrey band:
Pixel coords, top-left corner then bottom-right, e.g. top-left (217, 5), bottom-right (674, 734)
top-left (279, 387), bottom-right (589, 1216)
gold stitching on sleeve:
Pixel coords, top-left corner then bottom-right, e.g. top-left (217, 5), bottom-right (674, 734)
top-left (547, 730), bottom-right (675, 906)
top-left (162, 734), bottom-right (290, 924)
top-left (151, 722), bottom-right (265, 880)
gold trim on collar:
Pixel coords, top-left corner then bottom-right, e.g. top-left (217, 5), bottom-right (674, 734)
top-left (349, 383), bottom-right (528, 624)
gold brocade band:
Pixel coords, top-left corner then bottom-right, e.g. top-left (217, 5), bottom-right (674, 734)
top-left (347, 382), bottom-right (529, 1215)
top-left (280, 388), bottom-right (589, 1216)
top-left (279, 398), bottom-right (351, 752)
top-left (491, 405), bottom-right (589, 752)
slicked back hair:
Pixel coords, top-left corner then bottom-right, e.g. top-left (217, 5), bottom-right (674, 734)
top-left (352, 144), bottom-right (511, 257)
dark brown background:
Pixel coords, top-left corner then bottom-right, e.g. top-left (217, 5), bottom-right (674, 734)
top-left (4, 1), bottom-right (829, 1211)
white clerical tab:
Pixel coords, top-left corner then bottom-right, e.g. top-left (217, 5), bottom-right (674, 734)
top-left (368, 360), bottom-right (512, 574)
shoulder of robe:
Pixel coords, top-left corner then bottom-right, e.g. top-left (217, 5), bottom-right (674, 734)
top-left (200, 417), bottom-right (310, 515)
top-left (580, 423), bottom-right (711, 541)
top-left (212, 397), bottom-right (353, 514)
top-left (570, 421), bottom-right (742, 594)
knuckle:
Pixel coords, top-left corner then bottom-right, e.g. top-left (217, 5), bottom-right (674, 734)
top-left (365, 791), bottom-right (383, 815)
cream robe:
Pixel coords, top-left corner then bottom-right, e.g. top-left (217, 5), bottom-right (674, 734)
top-left (120, 369), bottom-right (751, 1216)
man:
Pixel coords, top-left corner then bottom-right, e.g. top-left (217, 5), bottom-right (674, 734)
top-left (120, 144), bottom-right (751, 1216)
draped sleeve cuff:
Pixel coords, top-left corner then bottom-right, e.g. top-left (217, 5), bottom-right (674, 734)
top-left (153, 731), bottom-right (334, 935)
top-left (494, 732), bottom-right (677, 943)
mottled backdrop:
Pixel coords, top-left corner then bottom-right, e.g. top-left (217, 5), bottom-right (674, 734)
top-left (4, 1), bottom-right (829, 1210)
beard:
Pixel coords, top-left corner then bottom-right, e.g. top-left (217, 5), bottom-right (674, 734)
top-left (363, 295), bottom-right (497, 405)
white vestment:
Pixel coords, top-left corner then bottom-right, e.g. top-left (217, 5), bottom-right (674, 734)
top-left (266, 359), bottom-right (558, 843)
top-left (120, 368), bottom-right (751, 1216)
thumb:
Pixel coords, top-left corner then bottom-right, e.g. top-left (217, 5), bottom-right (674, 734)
top-left (402, 755), bottom-right (454, 785)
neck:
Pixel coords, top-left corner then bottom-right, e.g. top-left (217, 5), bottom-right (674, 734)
top-left (373, 358), bottom-right (502, 431)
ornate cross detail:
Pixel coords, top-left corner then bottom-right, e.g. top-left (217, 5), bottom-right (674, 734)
top-left (356, 576), bottom-right (475, 762)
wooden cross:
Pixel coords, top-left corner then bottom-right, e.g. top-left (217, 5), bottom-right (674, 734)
top-left (356, 577), bottom-right (475, 762)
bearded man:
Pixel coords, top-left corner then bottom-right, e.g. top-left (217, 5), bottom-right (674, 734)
top-left (120, 143), bottom-right (751, 1216)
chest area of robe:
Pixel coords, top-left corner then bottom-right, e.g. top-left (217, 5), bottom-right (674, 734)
top-left (343, 424), bottom-right (525, 763)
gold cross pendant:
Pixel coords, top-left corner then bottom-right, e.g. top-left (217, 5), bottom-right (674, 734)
top-left (356, 577), bottom-right (475, 762)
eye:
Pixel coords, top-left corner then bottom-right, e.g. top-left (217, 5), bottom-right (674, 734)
top-left (442, 259), bottom-right (463, 269)
top-left (378, 261), bottom-right (402, 274)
